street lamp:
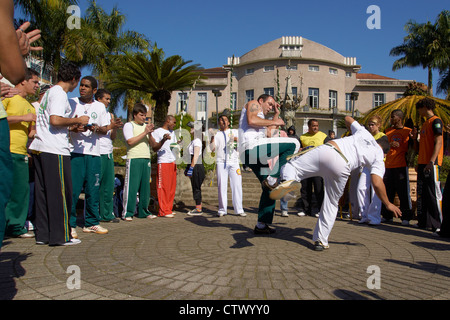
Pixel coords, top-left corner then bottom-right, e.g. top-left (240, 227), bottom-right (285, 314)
top-left (350, 91), bottom-right (359, 117)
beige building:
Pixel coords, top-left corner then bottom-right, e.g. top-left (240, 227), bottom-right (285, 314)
top-left (168, 36), bottom-right (412, 136)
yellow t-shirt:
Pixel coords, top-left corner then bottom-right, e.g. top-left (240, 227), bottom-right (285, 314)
top-left (300, 131), bottom-right (328, 148)
top-left (126, 121), bottom-right (151, 159)
top-left (3, 95), bottom-right (36, 155)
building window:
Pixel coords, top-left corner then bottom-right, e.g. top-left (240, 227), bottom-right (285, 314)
top-left (308, 88), bottom-right (319, 109)
top-left (329, 90), bottom-right (338, 110)
top-left (329, 68), bottom-right (338, 75)
top-left (245, 68), bottom-right (254, 75)
top-left (264, 87), bottom-right (274, 96)
top-left (345, 71), bottom-right (352, 77)
top-left (396, 93), bottom-right (404, 100)
top-left (177, 92), bottom-right (188, 114)
top-left (264, 65), bottom-right (274, 72)
top-left (286, 65), bottom-right (297, 71)
top-left (246, 90), bottom-right (254, 102)
top-left (308, 65), bottom-right (319, 72)
top-left (231, 92), bottom-right (237, 110)
top-left (373, 93), bottom-right (385, 108)
top-left (197, 93), bottom-right (207, 112)
top-left (345, 93), bottom-right (352, 112)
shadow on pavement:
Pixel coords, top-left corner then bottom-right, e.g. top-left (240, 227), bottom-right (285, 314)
top-left (0, 246), bottom-right (30, 300)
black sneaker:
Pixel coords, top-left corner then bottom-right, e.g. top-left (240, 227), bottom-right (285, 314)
top-left (187, 208), bottom-right (203, 216)
top-left (313, 240), bottom-right (329, 251)
top-left (254, 224), bottom-right (276, 235)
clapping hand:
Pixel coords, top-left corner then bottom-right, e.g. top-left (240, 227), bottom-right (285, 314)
top-left (16, 22), bottom-right (43, 56)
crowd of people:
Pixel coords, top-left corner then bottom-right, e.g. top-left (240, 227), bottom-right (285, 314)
top-left (0, 1), bottom-right (448, 251)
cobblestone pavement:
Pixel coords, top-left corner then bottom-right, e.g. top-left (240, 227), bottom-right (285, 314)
top-left (1, 206), bottom-right (450, 301)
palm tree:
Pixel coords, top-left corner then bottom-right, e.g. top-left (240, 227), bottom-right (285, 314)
top-left (390, 20), bottom-right (435, 96)
top-left (433, 11), bottom-right (450, 97)
top-left (14, 0), bottom-right (79, 73)
top-left (390, 10), bottom-right (450, 97)
top-left (64, 0), bottom-right (150, 81)
top-left (106, 45), bottom-right (204, 126)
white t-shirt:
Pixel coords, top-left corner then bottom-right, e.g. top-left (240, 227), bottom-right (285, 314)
top-left (68, 98), bottom-right (109, 156)
top-left (98, 110), bottom-right (114, 155)
top-left (29, 85), bottom-right (74, 156)
top-left (188, 138), bottom-right (202, 156)
top-left (238, 105), bottom-right (266, 151)
top-left (151, 127), bottom-right (177, 163)
top-left (334, 121), bottom-right (385, 178)
top-left (214, 128), bottom-right (239, 163)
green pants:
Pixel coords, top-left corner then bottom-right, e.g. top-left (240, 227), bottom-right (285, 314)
top-left (242, 140), bottom-right (297, 224)
top-left (99, 153), bottom-right (115, 221)
top-left (5, 153), bottom-right (29, 236)
top-left (70, 153), bottom-right (101, 228)
top-left (0, 118), bottom-right (13, 247)
top-left (122, 158), bottom-right (151, 218)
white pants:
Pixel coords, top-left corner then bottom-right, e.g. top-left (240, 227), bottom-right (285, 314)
top-left (217, 162), bottom-right (244, 215)
top-left (281, 144), bottom-right (351, 246)
top-left (357, 167), bottom-right (381, 224)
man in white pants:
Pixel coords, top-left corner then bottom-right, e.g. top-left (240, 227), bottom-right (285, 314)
top-left (210, 112), bottom-right (245, 217)
top-left (270, 116), bottom-right (401, 250)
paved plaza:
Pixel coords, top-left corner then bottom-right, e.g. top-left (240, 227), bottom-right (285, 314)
top-left (1, 205), bottom-right (450, 303)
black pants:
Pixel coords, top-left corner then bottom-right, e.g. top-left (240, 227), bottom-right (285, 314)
top-left (33, 152), bottom-right (73, 245)
top-left (381, 167), bottom-right (413, 221)
top-left (416, 164), bottom-right (442, 230)
top-left (299, 176), bottom-right (324, 215)
top-left (190, 163), bottom-right (205, 206)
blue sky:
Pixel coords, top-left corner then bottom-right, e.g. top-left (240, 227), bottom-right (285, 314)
top-left (73, 0), bottom-right (447, 82)
top-left (16, 0), bottom-right (450, 109)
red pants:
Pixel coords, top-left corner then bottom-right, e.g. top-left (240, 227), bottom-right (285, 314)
top-left (157, 162), bottom-right (177, 216)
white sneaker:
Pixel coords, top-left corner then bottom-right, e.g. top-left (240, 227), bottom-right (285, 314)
top-left (281, 210), bottom-right (289, 217)
top-left (297, 211), bottom-right (306, 217)
top-left (238, 212), bottom-right (247, 217)
top-left (83, 225), bottom-right (108, 234)
top-left (217, 212), bottom-right (226, 217)
top-left (63, 238), bottom-right (81, 246)
top-left (17, 232), bottom-right (34, 238)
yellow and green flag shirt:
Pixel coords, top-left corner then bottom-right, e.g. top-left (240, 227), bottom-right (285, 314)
top-left (3, 95), bottom-right (36, 155)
